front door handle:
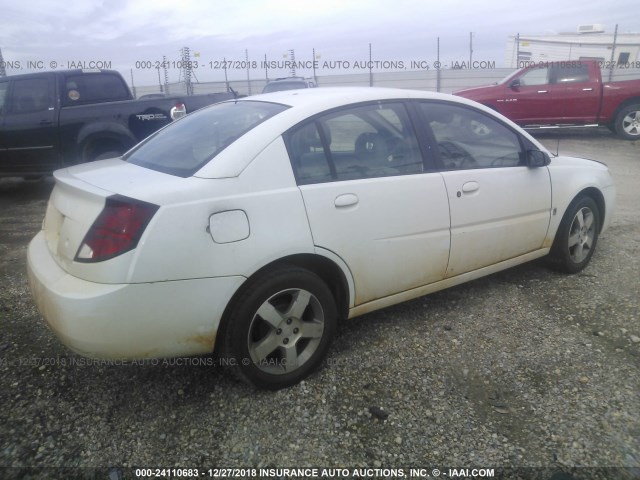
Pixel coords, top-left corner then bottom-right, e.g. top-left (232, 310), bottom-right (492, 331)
top-left (334, 193), bottom-right (359, 208)
top-left (462, 181), bottom-right (479, 193)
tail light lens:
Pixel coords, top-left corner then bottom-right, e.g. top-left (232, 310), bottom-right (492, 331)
top-left (75, 195), bottom-right (159, 263)
top-left (170, 103), bottom-right (187, 120)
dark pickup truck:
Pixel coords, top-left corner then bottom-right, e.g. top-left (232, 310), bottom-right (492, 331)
top-left (455, 60), bottom-right (640, 140)
top-left (0, 69), bottom-right (234, 177)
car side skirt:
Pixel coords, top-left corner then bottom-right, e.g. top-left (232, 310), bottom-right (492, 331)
top-left (348, 248), bottom-right (550, 318)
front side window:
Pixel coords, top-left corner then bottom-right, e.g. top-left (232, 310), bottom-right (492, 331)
top-left (10, 78), bottom-right (50, 114)
top-left (420, 102), bottom-right (524, 169)
top-left (287, 102), bottom-right (424, 184)
top-left (126, 101), bottom-right (288, 177)
top-left (518, 67), bottom-right (549, 86)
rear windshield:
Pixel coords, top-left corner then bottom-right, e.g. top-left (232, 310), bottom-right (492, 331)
top-left (62, 73), bottom-right (131, 105)
top-left (125, 101), bottom-right (288, 177)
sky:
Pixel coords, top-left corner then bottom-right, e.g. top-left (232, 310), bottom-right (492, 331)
top-left (1, 0), bottom-right (639, 87)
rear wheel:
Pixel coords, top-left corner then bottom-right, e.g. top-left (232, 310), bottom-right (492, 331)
top-left (221, 265), bottom-right (337, 390)
top-left (614, 104), bottom-right (640, 140)
top-left (548, 196), bottom-right (600, 273)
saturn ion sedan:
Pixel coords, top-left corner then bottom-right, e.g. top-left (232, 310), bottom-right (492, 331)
top-left (27, 87), bottom-right (616, 389)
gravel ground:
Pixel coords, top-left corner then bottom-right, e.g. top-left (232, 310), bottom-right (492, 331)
top-left (0, 128), bottom-right (638, 480)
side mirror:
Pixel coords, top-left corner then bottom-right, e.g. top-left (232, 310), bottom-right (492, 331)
top-left (509, 78), bottom-right (521, 89)
top-left (526, 150), bottom-right (551, 167)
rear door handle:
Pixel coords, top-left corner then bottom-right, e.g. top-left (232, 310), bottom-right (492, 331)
top-left (461, 181), bottom-right (479, 193)
top-left (537, 90), bottom-right (548, 94)
top-left (582, 88), bottom-right (593, 92)
top-left (334, 193), bottom-right (359, 208)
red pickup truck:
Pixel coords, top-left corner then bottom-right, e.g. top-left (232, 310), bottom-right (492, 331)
top-left (454, 60), bottom-right (640, 140)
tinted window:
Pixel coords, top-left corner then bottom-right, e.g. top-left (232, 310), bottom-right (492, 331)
top-left (420, 102), bottom-right (524, 169)
top-left (62, 73), bottom-right (130, 105)
top-left (10, 78), bottom-right (50, 113)
top-left (288, 102), bottom-right (423, 184)
top-left (126, 101), bottom-right (288, 177)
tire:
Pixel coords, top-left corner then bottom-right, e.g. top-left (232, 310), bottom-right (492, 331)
top-left (614, 104), bottom-right (640, 140)
top-left (548, 196), bottom-right (600, 274)
top-left (82, 139), bottom-right (125, 162)
top-left (221, 265), bottom-right (337, 390)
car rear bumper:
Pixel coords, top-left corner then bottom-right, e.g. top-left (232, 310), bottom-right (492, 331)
top-left (27, 231), bottom-right (245, 359)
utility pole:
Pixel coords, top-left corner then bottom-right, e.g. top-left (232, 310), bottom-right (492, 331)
top-left (369, 43), bottom-right (373, 87)
top-left (181, 47), bottom-right (193, 95)
top-left (0, 48), bottom-right (7, 77)
top-left (469, 32), bottom-right (473, 67)
top-left (608, 24), bottom-right (618, 82)
top-left (163, 55), bottom-right (170, 95)
top-left (288, 49), bottom-right (296, 77)
top-left (436, 37), bottom-right (441, 92)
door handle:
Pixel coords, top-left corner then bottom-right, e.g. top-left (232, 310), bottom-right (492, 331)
top-left (461, 181), bottom-right (479, 193)
top-left (39, 120), bottom-right (53, 125)
top-left (582, 88), bottom-right (593, 92)
top-left (334, 193), bottom-right (359, 208)
top-left (537, 90), bottom-right (548, 94)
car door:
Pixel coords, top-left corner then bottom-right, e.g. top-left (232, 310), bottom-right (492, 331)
top-left (3, 75), bottom-right (59, 174)
top-left (550, 63), bottom-right (600, 123)
top-left (418, 101), bottom-right (551, 278)
top-left (499, 65), bottom-right (558, 123)
top-left (285, 101), bottom-right (451, 306)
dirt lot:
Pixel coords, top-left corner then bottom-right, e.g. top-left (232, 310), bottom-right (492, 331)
top-left (0, 127), bottom-right (638, 480)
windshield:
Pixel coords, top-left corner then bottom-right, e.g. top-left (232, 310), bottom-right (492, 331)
top-left (126, 101), bottom-right (288, 177)
top-left (262, 81), bottom-right (308, 93)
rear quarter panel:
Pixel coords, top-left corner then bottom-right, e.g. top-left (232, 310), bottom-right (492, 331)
top-left (599, 80), bottom-right (640, 122)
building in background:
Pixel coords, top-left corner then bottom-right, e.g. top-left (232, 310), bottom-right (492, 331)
top-left (505, 25), bottom-right (640, 68)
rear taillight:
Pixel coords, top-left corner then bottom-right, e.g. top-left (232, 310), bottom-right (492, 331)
top-left (170, 103), bottom-right (187, 120)
top-left (75, 195), bottom-right (159, 263)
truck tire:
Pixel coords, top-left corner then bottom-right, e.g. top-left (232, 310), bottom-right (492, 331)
top-left (614, 104), bottom-right (640, 140)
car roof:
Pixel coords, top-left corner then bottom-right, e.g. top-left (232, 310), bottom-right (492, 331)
top-left (248, 86), bottom-right (451, 109)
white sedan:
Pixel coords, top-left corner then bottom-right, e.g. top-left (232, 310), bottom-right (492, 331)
top-left (27, 88), bottom-right (616, 389)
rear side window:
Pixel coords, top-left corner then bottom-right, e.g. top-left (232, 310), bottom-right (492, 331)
top-left (553, 64), bottom-right (589, 83)
top-left (287, 102), bottom-right (424, 184)
top-left (126, 101), bottom-right (288, 177)
top-left (62, 73), bottom-right (130, 105)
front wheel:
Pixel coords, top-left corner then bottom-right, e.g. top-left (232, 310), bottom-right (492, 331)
top-left (548, 196), bottom-right (600, 274)
top-left (614, 104), bottom-right (640, 140)
top-left (221, 266), bottom-right (337, 390)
